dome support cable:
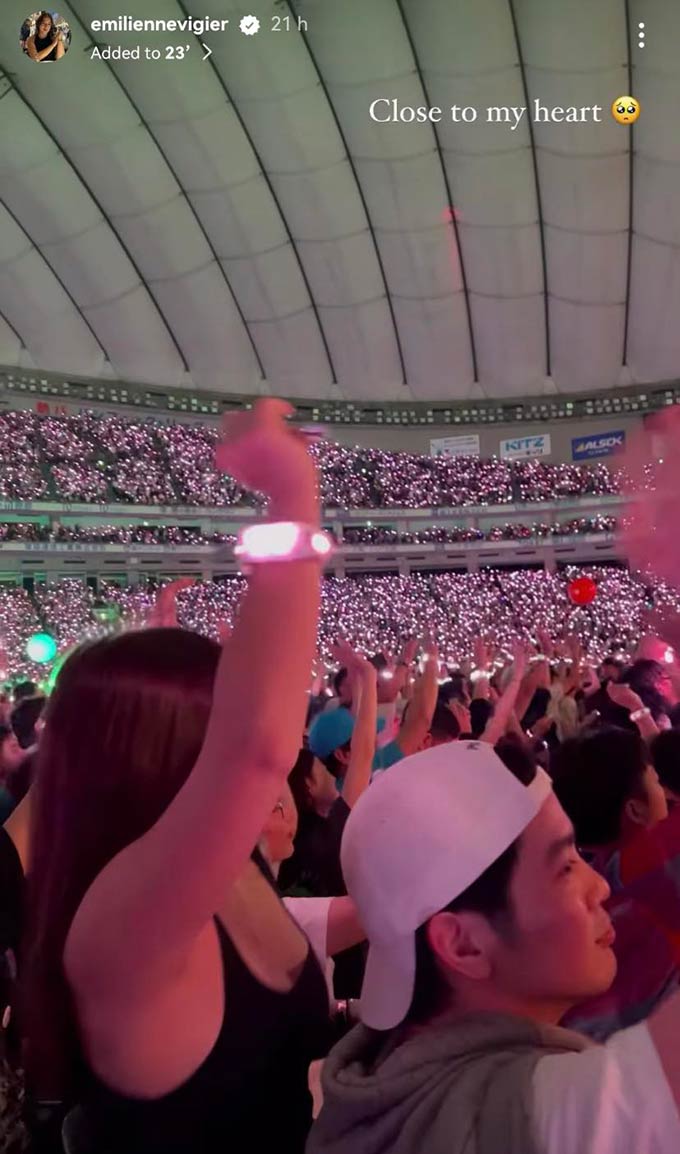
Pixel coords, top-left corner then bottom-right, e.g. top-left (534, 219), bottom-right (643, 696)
top-left (0, 66), bottom-right (189, 372)
top-left (507, 0), bottom-right (551, 378)
top-left (287, 0), bottom-right (408, 388)
top-left (0, 192), bottom-right (110, 364)
top-left (177, 0), bottom-right (339, 386)
top-left (68, 0), bottom-right (267, 382)
top-left (394, 0), bottom-right (479, 384)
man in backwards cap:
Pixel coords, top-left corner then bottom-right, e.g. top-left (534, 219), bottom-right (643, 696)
top-left (308, 742), bottom-right (680, 1154)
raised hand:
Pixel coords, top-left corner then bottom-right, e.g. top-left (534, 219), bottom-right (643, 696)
top-left (148, 578), bottom-right (195, 629)
top-left (536, 629), bottom-right (554, 658)
top-left (473, 636), bottom-right (490, 671)
top-left (606, 680), bottom-right (643, 714)
top-left (214, 399), bottom-right (317, 512)
top-left (509, 640), bottom-right (529, 683)
top-left (331, 639), bottom-right (361, 672)
top-left (399, 637), bottom-right (419, 667)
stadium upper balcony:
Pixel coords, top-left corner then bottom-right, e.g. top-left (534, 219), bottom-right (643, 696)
top-left (0, 408), bottom-right (625, 515)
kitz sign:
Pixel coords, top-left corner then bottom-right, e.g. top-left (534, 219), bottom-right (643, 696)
top-left (571, 431), bottom-right (625, 461)
top-left (499, 434), bottom-right (551, 460)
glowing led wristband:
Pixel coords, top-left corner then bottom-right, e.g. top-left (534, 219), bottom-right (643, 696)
top-left (630, 706), bottom-right (651, 722)
top-left (234, 522), bottom-right (333, 571)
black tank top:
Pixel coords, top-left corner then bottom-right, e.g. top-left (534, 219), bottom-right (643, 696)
top-left (74, 916), bottom-right (331, 1152)
top-left (34, 33), bottom-right (57, 60)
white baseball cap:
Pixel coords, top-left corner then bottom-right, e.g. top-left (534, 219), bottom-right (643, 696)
top-left (340, 741), bottom-right (552, 1030)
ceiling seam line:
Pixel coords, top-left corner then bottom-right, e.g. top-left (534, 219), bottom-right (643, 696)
top-left (287, 0), bottom-right (408, 389)
top-left (68, 1), bottom-right (266, 381)
top-left (0, 308), bottom-right (25, 351)
top-left (507, 0), bottom-right (551, 380)
top-left (176, 0), bottom-right (338, 387)
top-left (0, 64), bottom-right (190, 374)
top-left (394, 0), bottom-right (478, 384)
top-left (0, 195), bottom-right (110, 363)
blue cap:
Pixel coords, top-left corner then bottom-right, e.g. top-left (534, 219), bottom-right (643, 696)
top-left (308, 707), bottom-right (355, 760)
top-left (309, 707), bottom-right (386, 761)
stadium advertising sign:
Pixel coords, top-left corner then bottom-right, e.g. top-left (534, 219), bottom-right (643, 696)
top-left (499, 434), bottom-right (551, 460)
top-left (571, 430), bottom-right (625, 461)
top-left (430, 434), bottom-right (480, 459)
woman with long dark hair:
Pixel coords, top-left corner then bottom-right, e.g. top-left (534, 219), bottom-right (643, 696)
top-left (26, 12), bottom-right (64, 62)
top-left (22, 400), bottom-right (331, 1152)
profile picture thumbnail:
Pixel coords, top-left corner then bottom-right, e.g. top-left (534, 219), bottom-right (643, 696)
top-left (20, 10), bottom-right (71, 63)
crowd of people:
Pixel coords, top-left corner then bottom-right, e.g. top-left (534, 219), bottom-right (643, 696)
top-left (0, 411), bottom-right (624, 511)
top-left (342, 516), bottom-right (617, 546)
top-left (0, 400), bottom-right (679, 1152)
top-left (0, 523), bottom-right (235, 548)
top-left (0, 566), bottom-right (674, 684)
top-left (0, 516), bottom-right (617, 551)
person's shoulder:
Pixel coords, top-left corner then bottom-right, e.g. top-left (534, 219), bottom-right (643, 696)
top-left (373, 739), bottom-right (403, 772)
top-left (532, 1023), bottom-right (680, 1154)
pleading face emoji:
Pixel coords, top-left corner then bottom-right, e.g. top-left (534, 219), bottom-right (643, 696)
top-left (611, 96), bottom-right (640, 125)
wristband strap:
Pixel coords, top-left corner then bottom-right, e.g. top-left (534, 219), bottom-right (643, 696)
top-left (630, 707), bottom-right (651, 722)
top-left (234, 522), bottom-right (333, 571)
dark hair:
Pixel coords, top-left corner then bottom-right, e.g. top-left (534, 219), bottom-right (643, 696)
top-left (624, 660), bottom-right (672, 720)
top-left (407, 742), bottom-right (536, 1025)
top-left (11, 695), bottom-right (45, 749)
top-left (429, 704), bottom-right (460, 744)
top-left (323, 740), bottom-right (352, 782)
top-left (288, 747), bottom-right (315, 814)
top-left (651, 729), bottom-right (680, 798)
top-left (551, 726), bottom-right (649, 846)
top-left (469, 698), bottom-right (493, 739)
top-left (13, 681), bottom-right (36, 704)
top-left (333, 667), bottom-right (348, 697)
top-left (438, 674), bottom-right (467, 707)
top-left (23, 628), bottom-right (221, 1099)
top-left (34, 11), bottom-right (55, 42)
top-left (368, 653), bottom-right (388, 672)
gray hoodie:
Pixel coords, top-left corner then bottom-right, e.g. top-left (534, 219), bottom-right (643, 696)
top-left (308, 1013), bottom-right (591, 1154)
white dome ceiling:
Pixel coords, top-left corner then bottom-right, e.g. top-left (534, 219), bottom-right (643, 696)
top-left (0, 0), bottom-right (678, 402)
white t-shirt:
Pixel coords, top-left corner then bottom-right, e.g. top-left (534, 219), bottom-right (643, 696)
top-left (283, 896), bottom-right (335, 1008)
top-left (532, 1022), bottom-right (680, 1154)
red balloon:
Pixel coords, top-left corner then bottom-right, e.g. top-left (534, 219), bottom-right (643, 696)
top-left (567, 576), bottom-right (597, 606)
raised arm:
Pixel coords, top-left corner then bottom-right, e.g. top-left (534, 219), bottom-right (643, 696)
top-left (66, 400), bottom-right (324, 994)
top-left (326, 896), bottom-right (366, 956)
top-left (396, 637), bottom-right (439, 757)
top-left (26, 32), bottom-right (60, 61)
top-left (334, 646), bottom-right (378, 810)
top-left (480, 644), bottom-right (527, 745)
top-left (606, 681), bottom-right (660, 742)
top-left (146, 578), bottom-right (195, 628)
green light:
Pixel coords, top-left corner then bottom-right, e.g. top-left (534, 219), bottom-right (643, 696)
top-left (26, 632), bottom-right (57, 664)
top-left (93, 602), bottom-right (120, 624)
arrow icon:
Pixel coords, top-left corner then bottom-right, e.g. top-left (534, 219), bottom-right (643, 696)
top-left (201, 43), bottom-right (212, 61)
